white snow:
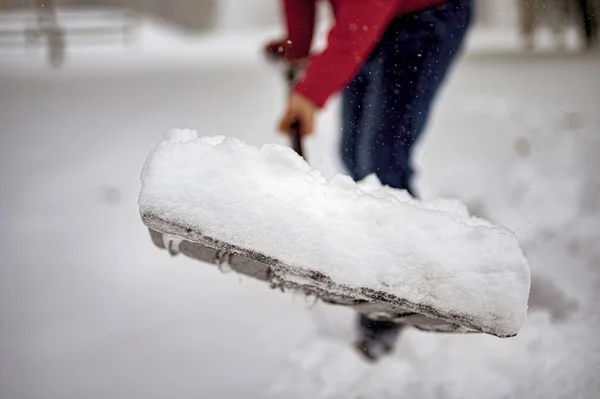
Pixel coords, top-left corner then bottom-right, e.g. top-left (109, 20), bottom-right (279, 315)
top-left (1, 15), bottom-right (600, 399)
top-left (139, 130), bottom-right (530, 337)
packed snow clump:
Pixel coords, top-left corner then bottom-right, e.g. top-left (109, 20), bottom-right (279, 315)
top-left (139, 129), bottom-right (531, 337)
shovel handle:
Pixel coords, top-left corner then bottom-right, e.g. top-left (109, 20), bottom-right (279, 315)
top-left (285, 66), bottom-right (305, 158)
top-left (289, 120), bottom-right (304, 157)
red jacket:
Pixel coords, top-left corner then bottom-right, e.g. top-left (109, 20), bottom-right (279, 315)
top-left (283, 0), bottom-right (445, 107)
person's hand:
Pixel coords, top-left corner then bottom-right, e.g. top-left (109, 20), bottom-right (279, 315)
top-left (264, 39), bottom-right (307, 67)
top-left (278, 91), bottom-right (317, 136)
top-left (264, 39), bottom-right (290, 62)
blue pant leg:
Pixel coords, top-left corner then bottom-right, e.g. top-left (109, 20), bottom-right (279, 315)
top-left (367, 14), bottom-right (442, 194)
top-left (369, 2), bottom-right (472, 195)
top-left (340, 71), bottom-right (370, 181)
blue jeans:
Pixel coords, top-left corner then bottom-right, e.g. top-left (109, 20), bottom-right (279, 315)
top-left (341, 0), bottom-right (472, 196)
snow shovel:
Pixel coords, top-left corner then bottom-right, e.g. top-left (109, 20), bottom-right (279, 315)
top-left (139, 66), bottom-right (530, 339)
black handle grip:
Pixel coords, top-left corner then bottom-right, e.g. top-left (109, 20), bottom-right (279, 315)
top-left (285, 67), bottom-right (298, 86)
top-left (285, 66), bottom-right (305, 159)
top-left (289, 120), bottom-right (304, 158)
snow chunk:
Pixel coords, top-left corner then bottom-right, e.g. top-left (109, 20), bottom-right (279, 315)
top-left (163, 128), bottom-right (198, 144)
top-left (139, 131), bottom-right (531, 337)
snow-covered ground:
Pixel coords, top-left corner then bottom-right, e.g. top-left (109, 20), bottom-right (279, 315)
top-left (1, 17), bottom-right (599, 399)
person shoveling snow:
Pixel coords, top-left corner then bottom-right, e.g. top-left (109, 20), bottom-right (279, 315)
top-left (139, 0), bottom-right (530, 362)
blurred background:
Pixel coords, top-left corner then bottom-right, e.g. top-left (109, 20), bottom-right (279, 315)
top-left (0, 1), bottom-right (599, 398)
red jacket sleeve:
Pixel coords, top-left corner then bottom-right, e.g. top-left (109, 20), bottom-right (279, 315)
top-left (295, 0), bottom-right (400, 108)
top-left (282, 0), bottom-right (317, 60)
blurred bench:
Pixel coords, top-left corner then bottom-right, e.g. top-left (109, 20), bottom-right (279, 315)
top-left (0, 0), bottom-right (217, 67)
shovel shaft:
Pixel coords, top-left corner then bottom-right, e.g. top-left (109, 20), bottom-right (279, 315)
top-left (285, 66), bottom-right (305, 159)
top-left (289, 120), bottom-right (304, 157)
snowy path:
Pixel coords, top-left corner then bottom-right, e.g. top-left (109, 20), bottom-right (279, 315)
top-left (1, 30), bottom-right (600, 398)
